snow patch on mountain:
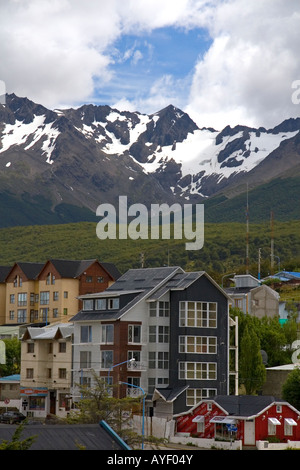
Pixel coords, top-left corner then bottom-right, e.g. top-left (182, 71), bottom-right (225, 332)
top-left (0, 114), bottom-right (60, 164)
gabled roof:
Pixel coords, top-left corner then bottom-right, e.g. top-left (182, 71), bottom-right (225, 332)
top-left (71, 266), bottom-right (230, 323)
top-left (43, 259), bottom-right (121, 280)
top-left (174, 395), bottom-right (300, 420)
top-left (152, 386), bottom-right (189, 403)
top-left (6, 262), bottom-right (44, 281)
top-left (0, 421), bottom-right (130, 450)
top-left (22, 324), bottom-right (74, 341)
top-left (0, 266), bottom-right (12, 283)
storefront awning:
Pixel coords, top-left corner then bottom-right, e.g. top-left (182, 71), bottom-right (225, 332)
top-left (210, 416), bottom-right (236, 424)
top-left (20, 387), bottom-right (48, 397)
top-left (284, 418), bottom-right (297, 426)
top-left (268, 417), bottom-right (281, 425)
top-left (192, 415), bottom-right (204, 423)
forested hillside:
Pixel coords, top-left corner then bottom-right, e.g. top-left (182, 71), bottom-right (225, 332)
top-left (0, 220), bottom-right (299, 282)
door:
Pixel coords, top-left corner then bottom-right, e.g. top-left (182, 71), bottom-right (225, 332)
top-left (244, 419), bottom-right (255, 445)
top-left (50, 391), bottom-right (56, 415)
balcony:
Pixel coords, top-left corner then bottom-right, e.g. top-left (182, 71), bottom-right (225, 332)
top-left (127, 361), bottom-right (146, 372)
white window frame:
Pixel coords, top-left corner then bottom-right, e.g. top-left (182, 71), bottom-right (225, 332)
top-left (179, 301), bottom-right (217, 328)
top-left (179, 362), bottom-right (217, 380)
top-left (179, 335), bottom-right (217, 354)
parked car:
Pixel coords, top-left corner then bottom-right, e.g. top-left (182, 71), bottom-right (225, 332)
top-left (0, 411), bottom-right (26, 424)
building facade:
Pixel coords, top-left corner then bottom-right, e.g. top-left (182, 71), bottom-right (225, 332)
top-left (20, 324), bottom-right (74, 419)
top-left (71, 266), bottom-right (232, 417)
top-left (225, 274), bottom-right (279, 318)
top-left (174, 395), bottom-right (300, 446)
top-left (1, 259), bottom-right (120, 327)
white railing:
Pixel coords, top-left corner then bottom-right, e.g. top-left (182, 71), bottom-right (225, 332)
top-left (127, 361), bottom-right (146, 371)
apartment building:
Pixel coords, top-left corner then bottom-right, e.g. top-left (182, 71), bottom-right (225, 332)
top-left (71, 266), bottom-right (232, 417)
top-left (3, 259), bottom-right (120, 327)
top-left (20, 323), bottom-right (74, 419)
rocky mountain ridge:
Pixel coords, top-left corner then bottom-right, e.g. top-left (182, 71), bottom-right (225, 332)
top-left (0, 93), bottom-right (299, 227)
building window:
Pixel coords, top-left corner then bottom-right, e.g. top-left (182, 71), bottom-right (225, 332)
top-left (27, 343), bottom-right (34, 353)
top-left (30, 293), bottom-right (35, 306)
top-left (101, 350), bottom-right (113, 369)
top-left (179, 336), bottom-right (217, 354)
top-left (149, 325), bottom-right (169, 343)
top-left (149, 301), bottom-right (170, 317)
top-left (108, 298), bottom-right (119, 309)
top-left (59, 342), bottom-right (66, 353)
top-left (59, 368), bottom-right (67, 379)
top-left (40, 291), bottom-right (50, 305)
top-left (179, 362), bottom-right (217, 380)
top-left (40, 308), bottom-right (49, 321)
top-left (47, 368), bottom-right (52, 378)
top-left (26, 368), bottom-right (34, 379)
top-left (186, 388), bottom-right (216, 407)
top-left (64, 291), bottom-right (68, 299)
top-left (284, 419), bottom-right (295, 436)
top-left (48, 343), bottom-right (53, 354)
top-left (9, 310), bottom-right (14, 320)
top-left (158, 352), bottom-right (169, 369)
top-left (101, 324), bottom-right (114, 344)
top-left (179, 302), bottom-right (217, 328)
top-left (96, 299), bottom-right (106, 310)
top-left (53, 291), bottom-right (59, 301)
top-left (234, 298), bottom-right (243, 309)
top-left (18, 293), bottom-right (27, 306)
top-left (53, 308), bottom-right (58, 318)
top-left (80, 325), bottom-right (92, 343)
top-left (10, 294), bottom-right (15, 304)
top-left (83, 299), bottom-right (94, 311)
top-left (128, 350), bottom-right (141, 366)
top-left (17, 309), bottom-right (26, 323)
top-left (148, 351), bottom-right (169, 369)
top-left (127, 377), bottom-right (141, 397)
top-left (86, 276), bottom-right (93, 283)
top-left (128, 325), bottom-right (141, 344)
top-left (97, 276), bottom-right (104, 283)
top-left (80, 351), bottom-right (91, 369)
top-left (63, 308), bottom-right (68, 316)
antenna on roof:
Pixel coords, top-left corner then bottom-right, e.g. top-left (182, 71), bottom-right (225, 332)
top-left (246, 183), bottom-right (249, 274)
top-left (270, 211), bottom-right (274, 275)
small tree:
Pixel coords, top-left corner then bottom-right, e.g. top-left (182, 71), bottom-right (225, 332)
top-left (0, 421), bottom-right (37, 450)
top-left (282, 367), bottom-right (300, 410)
top-left (67, 371), bottom-right (142, 447)
top-left (239, 322), bottom-right (266, 394)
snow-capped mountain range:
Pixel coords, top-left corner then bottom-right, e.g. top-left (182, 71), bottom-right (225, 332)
top-left (0, 93), bottom-right (300, 226)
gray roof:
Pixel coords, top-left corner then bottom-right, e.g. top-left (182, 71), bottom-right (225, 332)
top-left (24, 324), bottom-right (73, 340)
top-left (7, 262), bottom-right (44, 280)
top-left (71, 267), bottom-right (229, 323)
top-left (153, 386), bottom-right (189, 403)
top-left (0, 266), bottom-right (12, 282)
top-left (0, 422), bottom-right (130, 450)
top-left (211, 395), bottom-right (287, 418)
top-left (71, 266), bottom-right (183, 322)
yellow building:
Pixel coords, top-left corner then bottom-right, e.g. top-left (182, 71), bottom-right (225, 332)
top-left (3, 259), bottom-right (120, 326)
top-left (0, 267), bottom-right (12, 326)
top-left (20, 324), bottom-right (74, 419)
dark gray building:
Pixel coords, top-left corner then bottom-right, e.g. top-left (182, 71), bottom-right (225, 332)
top-left (71, 266), bottom-right (231, 417)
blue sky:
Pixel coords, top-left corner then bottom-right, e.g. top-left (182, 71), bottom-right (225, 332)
top-left (1, 0), bottom-right (300, 129)
top-left (94, 26), bottom-right (212, 113)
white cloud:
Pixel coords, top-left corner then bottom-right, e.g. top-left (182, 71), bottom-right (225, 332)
top-left (1, 0), bottom-right (299, 128)
top-left (186, 0), bottom-right (300, 128)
